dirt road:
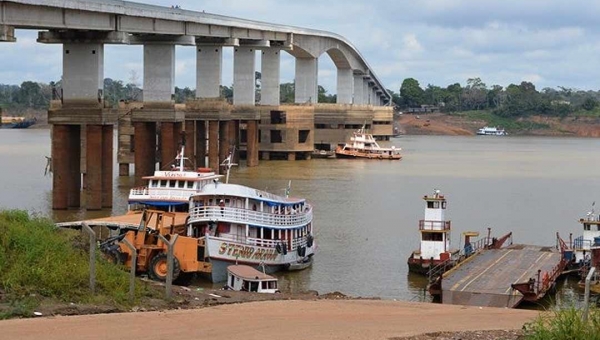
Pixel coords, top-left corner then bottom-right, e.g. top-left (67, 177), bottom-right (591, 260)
top-left (0, 300), bottom-right (538, 340)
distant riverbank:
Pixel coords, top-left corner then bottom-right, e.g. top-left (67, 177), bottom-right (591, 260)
top-left (397, 112), bottom-right (600, 137)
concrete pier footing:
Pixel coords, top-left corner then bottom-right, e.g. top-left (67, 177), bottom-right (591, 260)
top-left (246, 120), bottom-right (259, 167)
top-left (133, 122), bottom-right (156, 187)
top-left (208, 120), bottom-right (220, 172)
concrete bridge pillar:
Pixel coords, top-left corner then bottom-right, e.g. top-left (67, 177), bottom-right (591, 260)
top-left (208, 120), bottom-right (220, 172)
top-left (363, 81), bottom-right (370, 105)
top-left (143, 44), bottom-right (175, 103)
top-left (261, 48), bottom-right (281, 105)
top-left (337, 68), bottom-right (353, 104)
top-left (246, 120), bottom-right (259, 167)
top-left (133, 122), bottom-right (156, 187)
top-left (139, 44), bottom-right (182, 172)
top-left (219, 120), bottom-right (232, 166)
top-left (233, 47), bottom-right (256, 105)
top-left (353, 75), bottom-right (364, 105)
top-left (295, 57), bottom-right (318, 104)
top-left (52, 42), bottom-right (112, 210)
top-left (196, 45), bottom-right (222, 98)
top-left (196, 121), bottom-right (207, 167)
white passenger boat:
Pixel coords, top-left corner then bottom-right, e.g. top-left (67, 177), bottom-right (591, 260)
top-left (225, 265), bottom-right (279, 293)
top-left (335, 126), bottom-right (401, 160)
top-left (476, 126), bottom-right (506, 136)
top-left (186, 157), bottom-right (316, 282)
top-left (128, 140), bottom-right (222, 212)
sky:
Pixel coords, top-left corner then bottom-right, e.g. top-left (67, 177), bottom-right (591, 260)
top-left (1, 0), bottom-right (600, 95)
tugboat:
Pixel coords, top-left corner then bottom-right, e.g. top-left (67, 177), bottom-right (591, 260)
top-left (407, 189), bottom-right (454, 275)
top-left (572, 205), bottom-right (600, 267)
top-left (335, 125), bottom-right (401, 160)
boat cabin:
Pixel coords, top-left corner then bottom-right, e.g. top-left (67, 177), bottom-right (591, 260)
top-left (573, 213), bottom-right (600, 264)
top-left (226, 265), bottom-right (279, 293)
top-left (414, 189), bottom-right (451, 261)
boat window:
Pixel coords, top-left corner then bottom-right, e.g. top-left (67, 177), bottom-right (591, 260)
top-left (230, 275), bottom-right (235, 288)
top-left (427, 201), bottom-right (440, 209)
top-left (169, 180), bottom-right (175, 188)
top-left (178, 181), bottom-right (185, 188)
top-left (269, 281), bottom-right (277, 289)
top-left (422, 232), bottom-right (443, 241)
top-left (160, 180), bottom-right (167, 187)
top-left (250, 281), bottom-right (259, 292)
top-left (442, 201), bottom-right (447, 209)
top-left (261, 281), bottom-right (268, 290)
top-left (585, 224), bottom-right (591, 231)
top-left (187, 181), bottom-right (194, 189)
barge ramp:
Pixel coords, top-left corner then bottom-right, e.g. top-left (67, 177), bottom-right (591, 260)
top-left (441, 243), bottom-right (567, 308)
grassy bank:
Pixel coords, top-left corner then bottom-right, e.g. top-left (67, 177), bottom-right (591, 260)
top-left (523, 306), bottom-right (600, 340)
top-left (0, 210), bottom-right (155, 319)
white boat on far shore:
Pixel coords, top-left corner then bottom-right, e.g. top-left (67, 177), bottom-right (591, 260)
top-left (476, 126), bottom-right (507, 136)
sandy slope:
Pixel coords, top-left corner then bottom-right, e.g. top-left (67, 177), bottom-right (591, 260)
top-left (0, 300), bottom-right (539, 340)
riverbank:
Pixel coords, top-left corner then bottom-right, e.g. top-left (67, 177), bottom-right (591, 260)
top-left (397, 112), bottom-right (600, 137)
top-left (1, 299), bottom-right (538, 340)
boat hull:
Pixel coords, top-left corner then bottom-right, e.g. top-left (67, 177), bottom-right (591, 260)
top-left (205, 236), bottom-right (315, 282)
top-left (335, 150), bottom-right (401, 160)
top-left (407, 256), bottom-right (446, 275)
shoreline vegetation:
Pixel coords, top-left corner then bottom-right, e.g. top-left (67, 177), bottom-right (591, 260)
top-left (1, 208), bottom-right (600, 338)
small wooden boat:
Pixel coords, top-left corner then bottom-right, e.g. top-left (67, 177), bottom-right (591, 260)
top-left (226, 265), bottom-right (279, 293)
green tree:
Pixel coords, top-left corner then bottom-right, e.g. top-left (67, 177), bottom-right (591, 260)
top-left (399, 78), bottom-right (424, 108)
top-left (279, 82), bottom-right (294, 103)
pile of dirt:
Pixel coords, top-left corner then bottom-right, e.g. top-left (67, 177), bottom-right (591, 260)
top-left (397, 114), bottom-right (475, 136)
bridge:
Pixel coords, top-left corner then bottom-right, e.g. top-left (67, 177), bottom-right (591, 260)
top-left (0, 0), bottom-right (393, 210)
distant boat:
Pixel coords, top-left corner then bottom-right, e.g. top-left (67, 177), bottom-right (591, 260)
top-left (476, 126), bottom-right (506, 136)
top-left (0, 116), bottom-right (36, 129)
top-left (335, 126), bottom-right (402, 160)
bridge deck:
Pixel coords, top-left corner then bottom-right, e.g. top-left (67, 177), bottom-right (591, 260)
top-left (442, 244), bottom-right (562, 308)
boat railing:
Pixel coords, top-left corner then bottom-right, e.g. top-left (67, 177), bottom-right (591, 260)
top-left (189, 206), bottom-right (313, 228)
top-left (130, 187), bottom-right (196, 200)
top-left (573, 236), bottom-right (592, 250)
top-left (129, 187), bottom-right (149, 196)
top-left (419, 220), bottom-right (451, 231)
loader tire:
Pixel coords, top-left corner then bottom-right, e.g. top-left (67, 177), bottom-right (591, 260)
top-left (149, 253), bottom-right (181, 282)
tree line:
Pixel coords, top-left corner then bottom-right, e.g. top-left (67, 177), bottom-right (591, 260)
top-left (389, 77), bottom-right (600, 117)
top-left (0, 72), bottom-right (337, 113)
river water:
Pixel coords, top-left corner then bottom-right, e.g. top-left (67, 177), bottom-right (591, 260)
top-left (2, 128), bottom-right (600, 303)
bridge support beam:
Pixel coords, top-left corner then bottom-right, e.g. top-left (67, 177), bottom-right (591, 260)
top-left (52, 125), bottom-right (79, 209)
top-left (219, 120), bottom-right (231, 166)
top-left (337, 68), bottom-right (353, 104)
top-left (133, 122), bottom-right (156, 187)
top-left (233, 47), bottom-right (256, 105)
top-left (353, 75), bottom-right (365, 105)
top-left (196, 45), bottom-right (222, 98)
top-left (246, 120), bottom-right (259, 167)
top-left (0, 25), bottom-right (15, 42)
top-left (208, 120), bottom-right (220, 172)
top-left (261, 48), bottom-right (281, 105)
top-left (295, 57), bottom-right (318, 104)
top-left (196, 120), bottom-right (207, 167)
top-left (50, 42), bottom-right (113, 210)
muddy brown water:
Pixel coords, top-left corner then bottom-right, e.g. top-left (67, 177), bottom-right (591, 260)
top-left (1, 128), bottom-right (599, 303)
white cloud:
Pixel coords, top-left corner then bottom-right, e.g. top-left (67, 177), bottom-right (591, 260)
top-left (0, 0), bottom-right (600, 94)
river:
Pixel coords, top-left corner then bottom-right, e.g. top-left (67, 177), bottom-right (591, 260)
top-left (2, 128), bottom-right (599, 303)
